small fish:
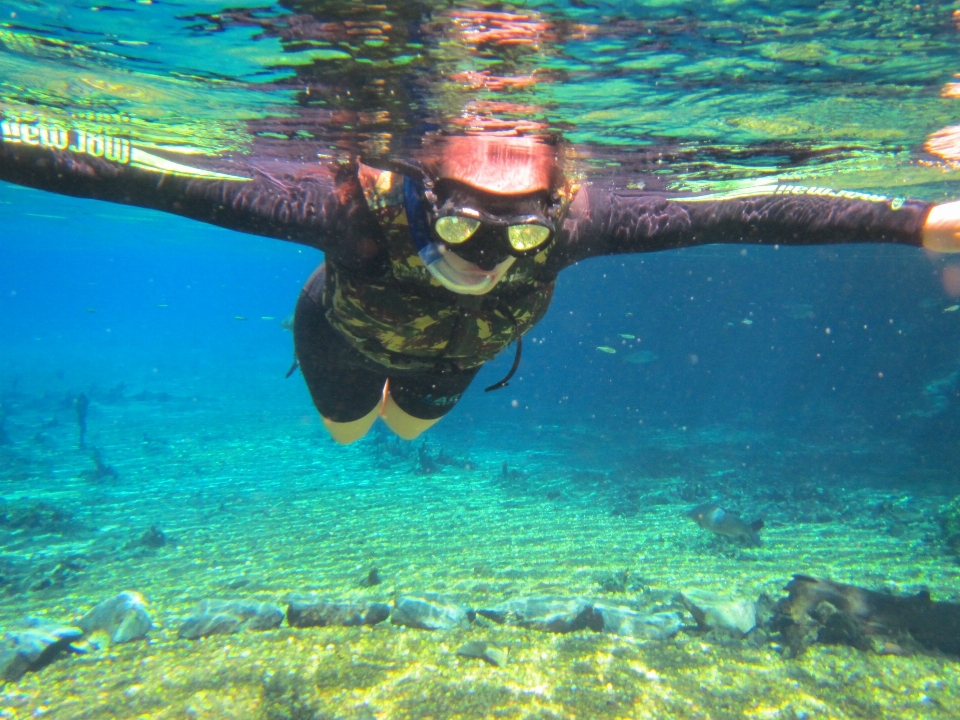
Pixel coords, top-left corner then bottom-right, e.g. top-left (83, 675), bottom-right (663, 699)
top-left (596, 346), bottom-right (617, 354)
top-left (619, 333), bottom-right (635, 339)
top-left (688, 503), bottom-right (763, 547)
top-left (741, 318), bottom-right (753, 325)
top-left (261, 316), bottom-right (275, 320)
top-left (944, 305), bottom-right (959, 313)
top-left (234, 316), bottom-right (247, 321)
top-left (85, 308), bottom-right (97, 314)
top-left (156, 304), bottom-right (168, 308)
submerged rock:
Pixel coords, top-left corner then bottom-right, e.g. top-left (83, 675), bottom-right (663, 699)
top-left (391, 595), bottom-right (473, 630)
top-left (178, 612), bottom-right (242, 639)
top-left (0, 621), bottom-right (83, 682)
top-left (594, 604), bottom-right (683, 640)
top-left (287, 600), bottom-right (390, 628)
top-left (478, 597), bottom-right (602, 633)
top-left (178, 599), bottom-right (283, 639)
top-left (477, 596), bottom-right (682, 639)
top-left (78, 591), bottom-right (152, 644)
top-left (456, 640), bottom-right (507, 667)
top-left (680, 589), bottom-right (757, 635)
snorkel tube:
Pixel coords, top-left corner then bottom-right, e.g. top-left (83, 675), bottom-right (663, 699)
top-left (401, 173), bottom-right (523, 391)
top-left (402, 175), bottom-right (514, 296)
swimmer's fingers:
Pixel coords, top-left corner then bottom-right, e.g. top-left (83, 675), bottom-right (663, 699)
top-left (923, 200), bottom-right (960, 253)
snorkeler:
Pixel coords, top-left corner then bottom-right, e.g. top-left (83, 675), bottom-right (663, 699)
top-left (3, 123), bottom-right (960, 443)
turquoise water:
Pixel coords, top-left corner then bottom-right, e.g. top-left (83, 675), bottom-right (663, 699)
top-left (3, 1), bottom-right (960, 718)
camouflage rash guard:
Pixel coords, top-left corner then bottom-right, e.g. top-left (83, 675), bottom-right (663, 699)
top-left (320, 167), bottom-right (556, 371)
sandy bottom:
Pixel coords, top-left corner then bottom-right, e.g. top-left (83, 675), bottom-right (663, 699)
top-left (1, 383), bottom-right (959, 719)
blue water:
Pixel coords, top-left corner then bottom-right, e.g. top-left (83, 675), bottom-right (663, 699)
top-left (4, 1), bottom-right (960, 716)
top-left (6, 179), bottom-right (957, 442)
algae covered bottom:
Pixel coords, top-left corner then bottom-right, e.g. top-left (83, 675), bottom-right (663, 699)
top-left (1, 385), bottom-right (959, 719)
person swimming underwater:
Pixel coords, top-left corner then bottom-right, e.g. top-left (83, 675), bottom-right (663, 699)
top-left (3, 123), bottom-right (960, 443)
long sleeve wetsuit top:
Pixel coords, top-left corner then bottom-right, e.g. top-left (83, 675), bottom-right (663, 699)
top-left (0, 115), bottom-right (933, 371)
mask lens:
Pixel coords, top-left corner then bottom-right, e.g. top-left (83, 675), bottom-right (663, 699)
top-left (434, 216), bottom-right (481, 244)
top-left (507, 224), bottom-right (551, 251)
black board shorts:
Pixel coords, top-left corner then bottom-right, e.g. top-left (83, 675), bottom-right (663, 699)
top-left (293, 265), bottom-right (480, 423)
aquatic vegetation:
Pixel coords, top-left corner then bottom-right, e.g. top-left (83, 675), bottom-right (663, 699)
top-left (82, 446), bottom-right (118, 482)
top-left (0, 498), bottom-right (80, 535)
top-left (594, 568), bottom-right (631, 593)
top-left (939, 496), bottom-right (960, 558)
top-left (259, 672), bottom-right (328, 720)
top-left (73, 393), bottom-right (88, 449)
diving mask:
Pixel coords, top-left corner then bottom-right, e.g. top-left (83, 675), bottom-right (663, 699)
top-left (430, 185), bottom-right (557, 255)
top-left (402, 175), bottom-right (517, 295)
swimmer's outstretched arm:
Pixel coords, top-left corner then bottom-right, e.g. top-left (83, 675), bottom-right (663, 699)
top-left (554, 182), bottom-right (960, 266)
top-left (0, 114), bottom-right (379, 259)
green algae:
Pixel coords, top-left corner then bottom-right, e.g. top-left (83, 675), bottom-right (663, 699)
top-left (939, 496), bottom-right (960, 558)
top-left (394, 681), bottom-right (521, 719)
top-left (260, 672), bottom-right (330, 720)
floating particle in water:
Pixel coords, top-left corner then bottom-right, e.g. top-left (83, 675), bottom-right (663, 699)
top-left (596, 346), bottom-right (616, 354)
top-left (741, 318), bottom-right (753, 325)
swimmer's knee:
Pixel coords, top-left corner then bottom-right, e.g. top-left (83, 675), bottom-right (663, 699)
top-left (381, 392), bottom-right (440, 440)
top-left (322, 404), bottom-right (380, 445)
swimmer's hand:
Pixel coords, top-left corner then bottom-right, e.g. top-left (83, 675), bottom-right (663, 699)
top-left (923, 200), bottom-right (960, 252)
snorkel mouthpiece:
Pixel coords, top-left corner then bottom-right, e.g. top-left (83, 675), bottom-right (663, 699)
top-left (403, 175), bottom-right (514, 295)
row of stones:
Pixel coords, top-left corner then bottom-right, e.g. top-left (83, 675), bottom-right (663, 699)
top-left (2, 588), bottom-right (756, 681)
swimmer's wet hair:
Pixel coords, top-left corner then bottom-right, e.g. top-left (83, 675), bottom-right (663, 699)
top-left (416, 134), bottom-right (566, 195)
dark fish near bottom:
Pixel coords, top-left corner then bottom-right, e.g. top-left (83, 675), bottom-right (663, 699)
top-left (688, 503), bottom-right (764, 546)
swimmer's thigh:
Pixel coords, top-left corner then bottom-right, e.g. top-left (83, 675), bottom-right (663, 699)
top-left (293, 267), bottom-right (387, 422)
top-left (389, 365), bottom-right (480, 421)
